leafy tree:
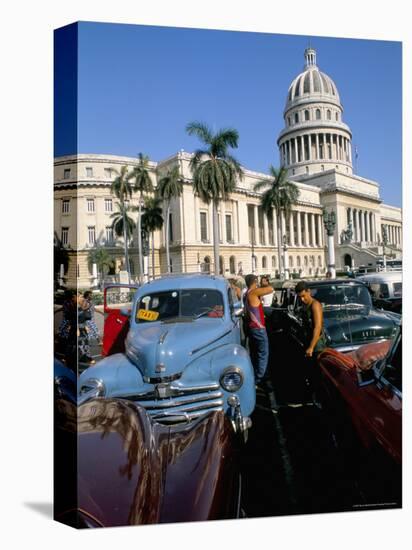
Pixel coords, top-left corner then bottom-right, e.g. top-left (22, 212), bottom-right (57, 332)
top-left (110, 201), bottom-right (136, 275)
top-left (157, 164), bottom-right (182, 273)
top-left (110, 165), bottom-right (133, 282)
top-left (130, 153), bottom-right (154, 282)
top-left (141, 197), bottom-right (164, 279)
top-left (88, 246), bottom-right (112, 289)
top-left (254, 166), bottom-right (300, 278)
top-left (186, 121), bottom-right (243, 274)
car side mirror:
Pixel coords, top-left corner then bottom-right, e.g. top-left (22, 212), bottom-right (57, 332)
top-left (233, 306), bottom-right (244, 317)
top-left (120, 307), bottom-right (131, 318)
top-left (356, 367), bottom-right (375, 387)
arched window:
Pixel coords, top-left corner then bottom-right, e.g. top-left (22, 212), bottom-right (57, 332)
top-left (252, 255), bottom-right (257, 272)
top-left (304, 256), bottom-right (308, 267)
top-left (272, 255), bottom-right (276, 268)
top-left (327, 109), bottom-right (331, 120)
top-left (335, 112), bottom-right (339, 121)
top-left (287, 116), bottom-right (291, 126)
top-left (229, 255), bottom-right (236, 274)
top-left (262, 256), bottom-right (267, 269)
top-left (304, 110), bottom-right (310, 121)
top-left (289, 256), bottom-right (293, 267)
top-left (294, 112), bottom-right (299, 124)
top-left (297, 256), bottom-right (301, 267)
top-left (310, 255), bottom-right (315, 266)
top-left (316, 109), bottom-right (321, 120)
top-left (318, 255), bottom-right (322, 267)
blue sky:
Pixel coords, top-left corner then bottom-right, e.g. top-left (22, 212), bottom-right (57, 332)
top-left (55, 22), bottom-right (402, 207)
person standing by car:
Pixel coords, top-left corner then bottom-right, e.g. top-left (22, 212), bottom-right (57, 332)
top-left (80, 291), bottom-right (101, 343)
top-left (260, 276), bottom-right (274, 307)
top-left (295, 281), bottom-right (326, 404)
top-left (243, 274), bottom-right (274, 385)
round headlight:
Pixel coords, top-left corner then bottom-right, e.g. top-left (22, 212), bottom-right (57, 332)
top-left (220, 367), bottom-right (244, 392)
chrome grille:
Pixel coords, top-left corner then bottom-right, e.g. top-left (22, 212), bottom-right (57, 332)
top-left (130, 382), bottom-right (224, 424)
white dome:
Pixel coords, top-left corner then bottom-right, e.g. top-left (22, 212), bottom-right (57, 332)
top-left (285, 48), bottom-right (341, 109)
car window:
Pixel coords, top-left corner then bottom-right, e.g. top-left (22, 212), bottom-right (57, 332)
top-left (310, 284), bottom-right (372, 307)
top-left (393, 282), bottom-right (402, 297)
top-left (378, 284), bottom-right (390, 299)
top-left (135, 288), bottom-right (225, 323)
top-left (380, 336), bottom-right (402, 393)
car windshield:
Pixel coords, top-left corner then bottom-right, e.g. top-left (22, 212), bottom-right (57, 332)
top-left (135, 288), bottom-right (225, 323)
top-left (310, 284), bottom-right (372, 308)
top-left (393, 282), bottom-right (402, 297)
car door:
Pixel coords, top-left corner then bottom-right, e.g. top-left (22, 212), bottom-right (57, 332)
top-left (287, 292), bottom-right (304, 347)
top-left (102, 284), bottom-right (138, 356)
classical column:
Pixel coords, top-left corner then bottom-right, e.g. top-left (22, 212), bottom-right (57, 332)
top-left (304, 212), bottom-right (309, 246)
top-left (323, 133), bottom-right (327, 160)
top-left (296, 210), bottom-right (302, 246)
top-left (281, 211), bottom-right (286, 240)
top-left (316, 133), bottom-right (320, 160)
top-left (263, 210), bottom-right (269, 246)
top-left (311, 213), bottom-right (316, 247)
top-left (293, 138), bottom-right (298, 164)
top-left (254, 205), bottom-right (259, 245)
top-left (273, 207), bottom-right (278, 246)
top-left (287, 141), bottom-right (291, 165)
top-left (363, 211), bottom-right (368, 242)
top-left (308, 135), bottom-right (312, 160)
top-left (289, 212), bottom-right (295, 246)
top-left (360, 210), bottom-right (365, 242)
top-left (371, 213), bottom-right (376, 244)
top-left (317, 214), bottom-right (323, 246)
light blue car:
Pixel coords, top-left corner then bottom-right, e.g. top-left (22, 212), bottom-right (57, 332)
top-left (79, 274), bottom-right (255, 436)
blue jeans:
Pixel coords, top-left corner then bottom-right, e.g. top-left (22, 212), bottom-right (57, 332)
top-left (248, 328), bottom-right (269, 384)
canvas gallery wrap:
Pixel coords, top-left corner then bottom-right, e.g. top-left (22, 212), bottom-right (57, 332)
top-left (53, 21), bottom-right (402, 528)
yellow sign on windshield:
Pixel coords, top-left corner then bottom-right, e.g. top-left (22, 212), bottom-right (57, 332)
top-left (137, 308), bottom-right (160, 321)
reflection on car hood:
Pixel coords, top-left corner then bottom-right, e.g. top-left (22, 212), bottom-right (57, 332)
top-left (323, 307), bottom-right (397, 347)
top-left (125, 320), bottom-right (229, 379)
top-left (76, 399), bottom-right (238, 526)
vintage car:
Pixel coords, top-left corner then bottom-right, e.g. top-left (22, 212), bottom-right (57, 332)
top-left (79, 274), bottom-right (255, 437)
top-left (356, 271), bottom-right (402, 314)
top-left (318, 326), bottom-right (401, 501)
top-left (279, 279), bottom-right (400, 353)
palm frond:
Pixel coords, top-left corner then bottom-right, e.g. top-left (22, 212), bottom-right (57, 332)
top-left (186, 121), bottom-right (213, 145)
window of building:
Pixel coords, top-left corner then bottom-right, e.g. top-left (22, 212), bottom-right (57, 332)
top-left (64, 168), bottom-right (71, 179)
top-left (86, 167), bottom-right (93, 177)
top-left (104, 168), bottom-right (113, 178)
top-left (272, 255), bottom-right (276, 268)
top-left (294, 112), bottom-right (299, 124)
top-left (304, 256), bottom-right (308, 266)
top-left (105, 226), bottom-right (114, 244)
top-left (306, 166), bottom-right (309, 174)
top-left (225, 214), bottom-right (233, 242)
top-left (105, 198), bottom-right (113, 212)
top-left (287, 116), bottom-right (291, 126)
top-left (62, 199), bottom-right (70, 214)
top-left (289, 256), bottom-right (293, 267)
top-left (262, 256), bottom-right (267, 269)
top-left (335, 112), bottom-right (339, 121)
top-left (168, 212), bottom-right (174, 242)
top-left (87, 198), bottom-right (95, 213)
top-left (327, 110), bottom-right (331, 120)
top-left (88, 226), bottom-right (96, 245)
top-left (200, 211), bottom-right (208, 242)
top-left (61, 227), bottom-right (69, 246)
top-left (316, 109), bottom-right (321, 120)
top-left (297, 256), bottom-right (301, 267)
top-left (247, 204), bottom-right (255, 244)
top-left (304, 110), bottom-right (310, 121)
top-left (318, 255), bottom-right (322, 267)
top-left (229, 256), bottom-right (236, 274)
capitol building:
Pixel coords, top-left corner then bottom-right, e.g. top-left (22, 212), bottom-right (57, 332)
top-left (54, 48), bottom-right (402, 289)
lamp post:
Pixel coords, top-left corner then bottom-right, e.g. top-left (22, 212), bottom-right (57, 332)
top-left (282, 234), bottom-right (289, 280)
top-left (251, 227), bottom-right (256, 274)
top-left (323, 209), bottom-right (336, 278)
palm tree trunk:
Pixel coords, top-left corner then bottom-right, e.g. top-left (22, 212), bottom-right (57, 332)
top-left (122, 207), bottom-right (131, 284)
top-left (277, 210), bottom-right (283, 279)
top-left (138, 196), bottom-right (143, 283)
top-left (152, 231), bottom-right (155, 279)
top-left (165, 203), bottom-right (171, 273)
top-left (212, 200), bottom-right (220, 275)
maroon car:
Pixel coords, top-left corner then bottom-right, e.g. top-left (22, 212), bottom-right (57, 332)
top-left (318, 326), bottom-right (402, 502)
top-left (55, 398), bottom-right (243, 527)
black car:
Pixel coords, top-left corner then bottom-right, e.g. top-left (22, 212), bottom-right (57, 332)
top-left (280, 279), bottom-right (400, 353)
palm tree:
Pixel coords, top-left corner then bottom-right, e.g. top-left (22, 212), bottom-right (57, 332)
top-left (141, 197), bottom-right (164, 279)
top-left (110, 202), bottom-right (136, 274)
top-left (130, 153), bottom-right (154, 282)
top-left (88, 246), bottom-right (112, 289)
top-left (157, 165), bottom-right (183, 273)
top-left (110, 165), bottom-right (133, 282)
top-left (186, 121), bottom-right (243, 274)
top-left (254, 166), bottom-right (300, 278)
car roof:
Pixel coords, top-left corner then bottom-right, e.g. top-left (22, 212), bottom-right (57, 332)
top-left (356, 272), bottom-right (402, 283)
top-left (138, 274), bottom-right (229, 293)
top-left (282, 278), bottom-right (367, 290)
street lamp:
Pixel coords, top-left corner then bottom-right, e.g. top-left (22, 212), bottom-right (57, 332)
top-left (251, 228), bottom-right (256, 274)
top-left (282, 234), bottom-right (289, 280)
top-left (323, 209), bottom-right (337, 278)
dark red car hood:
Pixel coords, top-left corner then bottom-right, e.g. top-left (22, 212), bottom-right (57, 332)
top-left (76, 399), bottom-right (239, 526)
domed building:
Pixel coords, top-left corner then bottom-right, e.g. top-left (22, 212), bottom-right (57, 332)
top-left (53, 48), bottom-right (402, 288)
top-left (277, 47), bottom-right (402, 271)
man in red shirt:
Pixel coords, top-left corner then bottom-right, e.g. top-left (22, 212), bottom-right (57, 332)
top-left (243, 274), bottom-right (274, 385)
